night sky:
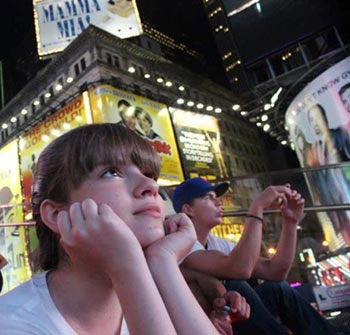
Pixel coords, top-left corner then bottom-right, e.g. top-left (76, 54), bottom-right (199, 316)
top-left (0, 1), bottom-right (348, 105)
top-left (0, 0), bottom-right (221, 105)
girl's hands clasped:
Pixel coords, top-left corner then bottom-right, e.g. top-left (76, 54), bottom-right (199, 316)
top-left (145, 213), bottom-right (197, 261)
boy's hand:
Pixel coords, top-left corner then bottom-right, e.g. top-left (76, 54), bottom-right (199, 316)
top-left (210, 291), bottom-right (250, 335)
top-left (281, 186), bottom-right (305, 224)
top-left (250, 185), bottom-right (293, 214)
top-left (145, 213), bottom-right (196, 261)
top-left (57, 198), bottom-right (142, 275)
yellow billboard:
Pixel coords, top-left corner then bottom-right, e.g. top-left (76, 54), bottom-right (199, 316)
top-left (0, 141), bottom-right (31, 294)
top-left (19, 95), bottom-right (90, 273)
top-left (33, 0), bottom-right (143, 56)
top-left (89, 84), bottom-right (184, 185)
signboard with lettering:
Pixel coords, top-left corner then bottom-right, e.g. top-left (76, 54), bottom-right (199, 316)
top-left (170, 108), bottom-right (229, 180)
top-left (285, 56), bottom-right (350, 250)
top-left (88, 85), bottom-right (184, 185)
top-left (33, 0), bottom-right (143, 56)
top-left (18, 95), bottom-right (90, 273)
top-left (0, 141), bottom-right (31, 294)
top-left (314, 283), bottom-right (350, 311)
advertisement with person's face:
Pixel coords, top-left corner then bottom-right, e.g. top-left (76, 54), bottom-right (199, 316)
top-left (286, 56), bottom-right (350, 250)
top-left (88, 85), bottom-right (184, 185)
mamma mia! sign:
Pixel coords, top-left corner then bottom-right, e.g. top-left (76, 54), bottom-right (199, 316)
top-left (33, 0), bottom-right (142, 56)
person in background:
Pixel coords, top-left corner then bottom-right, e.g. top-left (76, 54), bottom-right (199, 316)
top-left (173, 177), bottom-right (335, 335)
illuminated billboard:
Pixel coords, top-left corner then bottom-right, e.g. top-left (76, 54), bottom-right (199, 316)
top-left (170, 108), bottom-right (229, 180)
top-left (88, 84), bottom-right (184, 185)
top-left (0, 141), bottom-right (31, 294)
top-left (18, 95), bottom-right (90, 273)
top-left (286, 56), bottom-right (350, 250)
top-left (33, 0), bottom-right (143, 56)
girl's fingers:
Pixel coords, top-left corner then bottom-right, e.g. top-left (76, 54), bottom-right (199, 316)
top-left (57, 210), bottom-right (72, 243)
top-left (164, 219), bottom-right (178, 234)
top-left (69, 202), bottom-right (85, 231)
top-left (81, 198), bottom-right (98, 224)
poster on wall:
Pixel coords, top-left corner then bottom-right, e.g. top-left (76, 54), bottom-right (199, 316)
top-left (19, 95), bottom-right (89, 273)
top-left (285, 56), bottom-right (350, 250)
top-left (170, 108), bottom-right (229, 180)
top-left (88, 85), bottom-right (184, 185)
top-left (0, 141), bottom-right (31, 294)
top-left (33, 0), bottom-right (143, 56)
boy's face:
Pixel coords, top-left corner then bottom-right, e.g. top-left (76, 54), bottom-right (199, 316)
top-left (68, 163), bottom-right (165, 248)
top-left (188, 191), bottom-right (223, 227)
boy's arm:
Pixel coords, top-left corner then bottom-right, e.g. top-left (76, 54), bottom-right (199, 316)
top-left (252, 188), bottom-right (304, 280)
top-left (181, 267), bottom-right (227, 315)
top-left (183, 185), bottom-right (294, 279)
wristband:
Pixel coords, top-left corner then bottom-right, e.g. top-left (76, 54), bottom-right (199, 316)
top-left (246, 214), bottom-right (263, 223)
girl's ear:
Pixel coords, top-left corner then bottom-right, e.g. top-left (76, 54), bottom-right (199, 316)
top-left (182, 203), bottom-right (193, 217)
top-left (40, 199), bottom-right (64, 234)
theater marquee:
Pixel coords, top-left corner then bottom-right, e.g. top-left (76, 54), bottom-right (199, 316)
top-left (33, 0), bottom-right (143, 56)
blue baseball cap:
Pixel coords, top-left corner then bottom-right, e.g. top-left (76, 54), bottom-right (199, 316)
top-left (172, 177), bottom-right (229, 213)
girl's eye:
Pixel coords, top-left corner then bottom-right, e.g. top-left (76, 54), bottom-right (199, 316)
top-left (101, 168), bottom-right (121, 178)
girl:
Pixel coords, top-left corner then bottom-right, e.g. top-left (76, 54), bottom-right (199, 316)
top-left (0, 123), bottom-right (221, 335)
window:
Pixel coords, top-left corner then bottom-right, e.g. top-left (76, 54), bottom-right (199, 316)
top-left (113, 56), bottom-right (120, 67)
top-left (80, 57), bottom-right (86, 71)
top-left (106, 52), bottom-right (112, 64)
top-left (138, 66), bottom-right (144, 76)
top-left (74, 64), bottom-right (80, 76)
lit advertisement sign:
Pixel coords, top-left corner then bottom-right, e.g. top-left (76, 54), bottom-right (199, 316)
top-left (170, 108), bottom-right (229, 180)
top-left (33, 0), bottom-right (143, 56)
top-left (19, 96), bottom-right (90, 273)
top-left (285, 57), bottom-right (350, 250)
top-left (19, 95), bottom-right (89, 217)
top-left (314, 284), bottom-right (350, 311)
top-left (0, 141), bottom-right (31, 294)
top-left (88, 85), bottom-right (184, 185)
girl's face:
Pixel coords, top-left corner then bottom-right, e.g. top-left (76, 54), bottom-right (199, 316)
top-left (68, 163), bottom-right (165, 248)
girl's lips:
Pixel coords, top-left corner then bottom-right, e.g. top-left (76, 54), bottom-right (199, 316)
top-left (134, 206), bottom-right (162, 217)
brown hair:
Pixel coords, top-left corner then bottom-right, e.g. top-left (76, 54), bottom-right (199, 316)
top-left (32, 123), bottom-right (160, 270)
